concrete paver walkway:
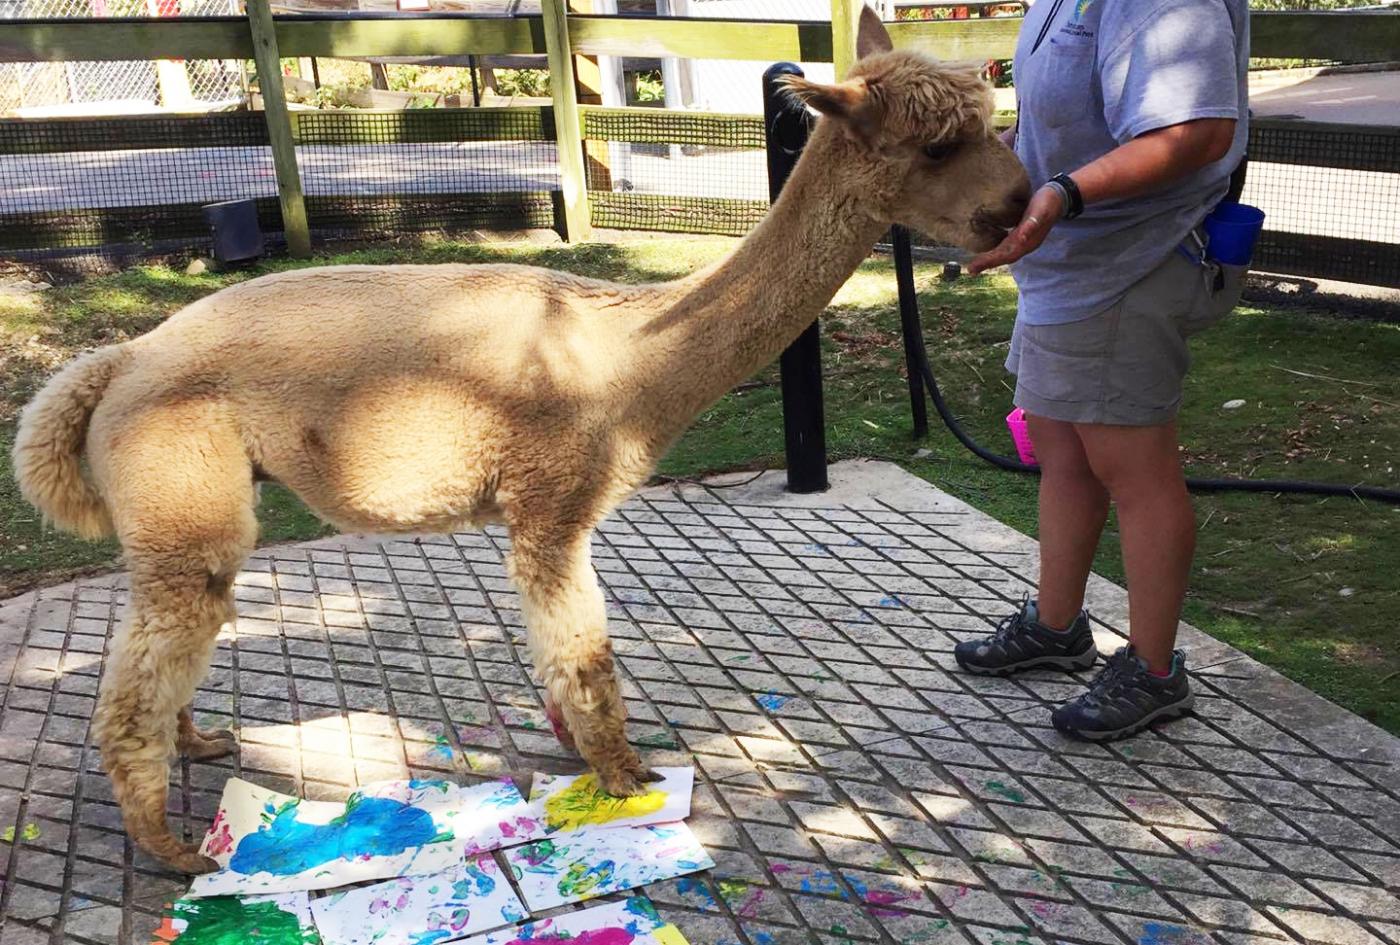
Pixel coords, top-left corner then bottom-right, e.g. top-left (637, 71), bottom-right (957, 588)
top-left (1, 461), bottom-right (1397, 945)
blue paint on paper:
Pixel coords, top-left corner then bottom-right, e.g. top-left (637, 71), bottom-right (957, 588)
top-left (230, 795), bottom-right (444, 875)
top-left (452, 861), bottom-right (497, 898)
top-left (409, 932), bottom-right (454, 945)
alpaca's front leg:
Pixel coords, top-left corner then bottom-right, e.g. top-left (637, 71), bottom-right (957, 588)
top-left (511, 530), bottom-right (650, 795)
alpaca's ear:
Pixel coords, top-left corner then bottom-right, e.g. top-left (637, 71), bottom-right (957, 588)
top-left (857, 6), bottom-right (894, 59)
top-left (783, 76), bottom-right (866, 119)
top-left (783, 75), bottom-right (883, 141)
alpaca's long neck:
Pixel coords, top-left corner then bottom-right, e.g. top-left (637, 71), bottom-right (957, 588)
top-left (625, 123), bottom-right (888, 439)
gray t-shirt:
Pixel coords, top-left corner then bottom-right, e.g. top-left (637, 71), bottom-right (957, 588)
top-left (1010, 0), bottom-right (1249, 325)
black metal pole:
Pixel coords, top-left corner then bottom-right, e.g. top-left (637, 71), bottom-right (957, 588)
top-left (892, 225), bottom-right (930, 438)
top-left (763, 62), bottom-right (828, 494)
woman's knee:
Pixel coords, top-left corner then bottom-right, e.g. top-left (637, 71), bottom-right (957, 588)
top-left (1076, 421), bottom-right (1187, 501)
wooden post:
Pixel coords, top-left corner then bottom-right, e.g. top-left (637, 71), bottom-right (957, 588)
top-left (145, 0), bottom-right (195, 110)
top-left (568, 0), bottom-right (612, 191)
top-left (246, 0), bottom-right (310, 258)
top-left (541, 0), bottom-right (592, 241)
top-left (831, 0), bottom-right (860, 78)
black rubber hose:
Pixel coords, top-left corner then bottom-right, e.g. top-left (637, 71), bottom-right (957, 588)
top-left (894, 240), bottom-right (1400, 506)
top-left (914, 347), bottom-right (1400, 503)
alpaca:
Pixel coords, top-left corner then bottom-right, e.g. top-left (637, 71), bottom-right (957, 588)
top-left (12, 8), bottom-right (1029, 874)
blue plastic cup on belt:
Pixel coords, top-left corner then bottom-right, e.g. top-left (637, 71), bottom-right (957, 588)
top-left (1204, 202), bottom-right (1266, 266)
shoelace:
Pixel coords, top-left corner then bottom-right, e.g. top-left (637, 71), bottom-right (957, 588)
top-left (1085, 649), bottom-right (1140, 703)
top-left (989, 599), bottom-right (1031, 646)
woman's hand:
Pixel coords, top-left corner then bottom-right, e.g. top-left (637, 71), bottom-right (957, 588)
top-left (967, 118), bottom-right (1238, 276)
top-left (967, 183), bottom-right (1064, 275)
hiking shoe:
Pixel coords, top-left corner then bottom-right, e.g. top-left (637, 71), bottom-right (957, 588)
top-left (954, 599), bottom-right (1097, 676)
top-left (1052, 645), bottom-right (1193, 741)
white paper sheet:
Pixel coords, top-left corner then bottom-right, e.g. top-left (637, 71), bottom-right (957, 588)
top-left (454, 778), bottom-right (549, 854)
top-left (152, 891), bottom-right (317, 944)
top-left (527, 767), bottom-right (694, 835)
top-left (188, 779), bottom-right (467, 897)
top-left (458, 897), bottom-right (691, 945)
top-left (310, 853), bottom-right (527, 945)
top-left (504, 821), bottom-right (713, 911)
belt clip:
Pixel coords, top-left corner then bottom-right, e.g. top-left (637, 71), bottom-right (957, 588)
top-left (1179, 229), bottom-right (1224, 291)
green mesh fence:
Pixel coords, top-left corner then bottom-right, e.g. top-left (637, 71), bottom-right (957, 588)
top-left (294, 108), bottom-right (559, 238)
top-left (581, 107), bottom-right (767, 237)
top-left (2, 97), bottom-right (1397, 290)
top-left (0, 103), bottom-right (559, 258)
top-left (1243, 119), bottom-right (1400, 289)
top-left (0, 109), bottom-right (280, 254)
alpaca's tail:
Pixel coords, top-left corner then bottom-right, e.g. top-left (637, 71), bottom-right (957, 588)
top-left (12, 347), bottom-right (125, 539)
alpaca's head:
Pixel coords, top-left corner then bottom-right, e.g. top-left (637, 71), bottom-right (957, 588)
top-left (784, 9), bottom-right (1031, 252)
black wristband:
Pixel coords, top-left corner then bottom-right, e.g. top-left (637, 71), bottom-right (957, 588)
top-left (1050, 172), bottom-right (1084, 220)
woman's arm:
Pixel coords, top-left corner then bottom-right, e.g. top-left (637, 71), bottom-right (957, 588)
top-left (967, 117), bottom-right (1236, 275)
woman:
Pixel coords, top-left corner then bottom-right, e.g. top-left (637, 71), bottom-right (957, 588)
top-left (952, 0), bottom-right (1250, 741)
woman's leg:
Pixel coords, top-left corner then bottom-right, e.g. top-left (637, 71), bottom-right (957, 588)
top-left (1075, 419), bottom-right (1196, 672)
top-left (1026, 413), bottom-right (1110, 630)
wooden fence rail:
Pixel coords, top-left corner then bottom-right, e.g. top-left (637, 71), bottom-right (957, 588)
top-left (1, 9), bottom-right (1397, 256)
top-left (3, 11), bottom-right (1396, 63)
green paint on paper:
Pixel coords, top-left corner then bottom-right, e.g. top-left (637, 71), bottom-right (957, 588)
top-left (153, 896), bottom-right (316, 945)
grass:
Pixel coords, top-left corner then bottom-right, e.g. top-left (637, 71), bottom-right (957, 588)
top-left (2, 237), bottom-right (1397, 734)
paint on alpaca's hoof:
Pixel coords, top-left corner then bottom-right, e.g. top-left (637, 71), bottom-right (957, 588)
top-left (544, 698), bottom-right (577, 752)
top-left (595, 767), bottom-right (652, 797)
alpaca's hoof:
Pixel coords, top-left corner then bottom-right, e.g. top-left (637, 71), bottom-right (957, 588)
top-left (180, 729), bottom-right (239, 761)
top-left (139, 837), bottom-right (219, 875)
top-left (169, 850), bottom-right (220, 875)
top-left (596, 768), bottom-right (650, 797)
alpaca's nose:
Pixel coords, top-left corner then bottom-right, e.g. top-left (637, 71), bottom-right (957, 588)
top-left (1007, 187), bottom-right (1031, 217)
top-left (989, 188), bottom-right (1031, 228)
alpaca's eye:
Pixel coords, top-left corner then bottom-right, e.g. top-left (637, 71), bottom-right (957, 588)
top-left (924, 142), bottom-right (957, 162)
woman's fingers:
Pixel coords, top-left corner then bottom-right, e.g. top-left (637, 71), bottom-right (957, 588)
top-left (968, 185), bottom-right (1063, 274)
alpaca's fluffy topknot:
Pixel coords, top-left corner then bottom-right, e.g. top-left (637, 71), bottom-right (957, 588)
top-left (853, 51), bottom-right (995, 144)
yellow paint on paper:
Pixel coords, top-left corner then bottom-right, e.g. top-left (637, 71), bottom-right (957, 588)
top-left (542, 773), bottom-right (667, 832)
top-left (652, 923), bottom-right (691, 945)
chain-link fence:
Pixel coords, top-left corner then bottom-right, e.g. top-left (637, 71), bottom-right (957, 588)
top-left (0, 0), bottom-right (243, 113)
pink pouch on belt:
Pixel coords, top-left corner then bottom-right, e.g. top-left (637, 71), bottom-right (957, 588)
top-left (1006, 408), bottom-right (1037, 465)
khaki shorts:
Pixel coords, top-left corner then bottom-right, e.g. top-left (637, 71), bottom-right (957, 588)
top-left (1006, 250), bottom-right (1245, 426)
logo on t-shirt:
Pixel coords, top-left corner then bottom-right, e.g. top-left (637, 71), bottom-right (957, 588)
top-left (1060, 0), bottom-right (1097, 41)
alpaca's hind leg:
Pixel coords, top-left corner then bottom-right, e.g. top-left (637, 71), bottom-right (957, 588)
top-left (178, 705), bottom-right (238, 761)
top-left (98, 567), bottom-right (241, 872)
top-left (511, 530), bottom-right (652, 795)
top-left (94, 419), bottom-right (255, 873)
